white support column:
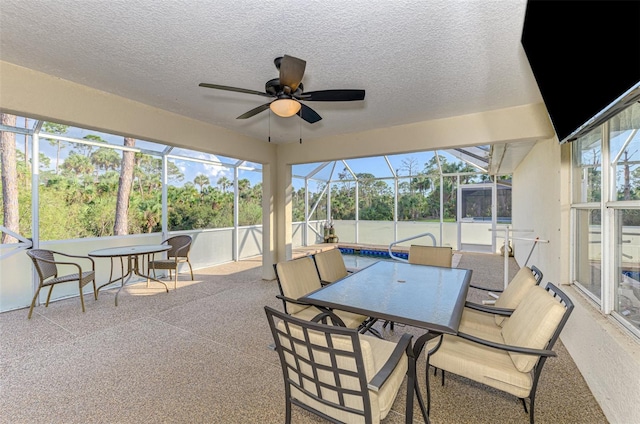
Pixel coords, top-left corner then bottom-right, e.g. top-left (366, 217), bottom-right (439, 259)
top-left (234, 165), bottom-right (239, 261)
top-left (262, 163), bottom-right (276, 280)
top-left (161, 154), bottom-right (168, 239)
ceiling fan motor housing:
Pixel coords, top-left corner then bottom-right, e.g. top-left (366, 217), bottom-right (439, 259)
top-left (265, 78), bottom-right (303, 98)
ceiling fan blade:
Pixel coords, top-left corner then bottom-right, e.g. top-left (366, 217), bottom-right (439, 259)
top-left (298, 103), bottom-right (322, 124)
top-left (237, 102), bottom-right (272, 119)
top-left (300, 89), bottom-right (366, 101)
top-left (199, 83), bottom-right (273, 98)
top-left (279, 55), bottom-right (306, 92)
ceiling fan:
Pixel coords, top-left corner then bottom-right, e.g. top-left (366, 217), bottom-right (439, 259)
top-left (199, 55), bottom-right (365, 124)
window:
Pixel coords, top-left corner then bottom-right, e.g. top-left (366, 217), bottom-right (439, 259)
top-left (572, 101), bottom-right (640, 336)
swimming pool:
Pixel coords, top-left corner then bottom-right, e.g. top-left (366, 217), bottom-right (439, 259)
top-left (338, 247), bottom-right (407, 269)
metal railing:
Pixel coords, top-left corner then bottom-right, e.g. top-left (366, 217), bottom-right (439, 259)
top-left (388, 232), bottom-right (437, 262)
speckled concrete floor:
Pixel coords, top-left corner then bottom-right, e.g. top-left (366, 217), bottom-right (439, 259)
top-left (0, 254), bottom-right (608, 423)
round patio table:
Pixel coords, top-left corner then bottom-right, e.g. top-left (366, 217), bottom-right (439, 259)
top-left (89, 244), bottom-right (171, 306)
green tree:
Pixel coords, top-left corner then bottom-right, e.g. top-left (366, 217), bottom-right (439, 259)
top-left (61, 152), bottom-right (94, 176)
top-left (41, 122), bottom-right (68, 175)
top-left (91, 146), bottom-right (121, 174)
top-left (113, 137), bottom-right (136, 235)
top-left (0, 113), bottom-right (19, 243)
top-left (217, 176), bottom-right (232, 192)
top-left (194, 174), bottom-right (210, 193)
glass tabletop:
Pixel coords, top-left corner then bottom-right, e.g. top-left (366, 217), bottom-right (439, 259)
top-left (88, 244), bottom-right (171, 257)
top-left (302, 260), bottom-right (472, 334)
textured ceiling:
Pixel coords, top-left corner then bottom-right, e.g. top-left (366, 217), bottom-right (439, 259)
top-left (0, 0), bottom-right (543, 144)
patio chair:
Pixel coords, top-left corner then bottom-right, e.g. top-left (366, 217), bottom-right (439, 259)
top-left (26, 249), bottom-right (97, 319)
top-left (460, 265), bottom-right (543, 334)
top-left (264, 305), bottom-right (416, 424)
top-left (148, 235), bottom-right (194, 290)
top-left (273, 256), bottom-right (379, 336)
top-left (425, 283), bottom-right (574, 424)
top-left (408, 244), bottom-right (453, 267)
top-left (312, 248), bottom-right (353, 285)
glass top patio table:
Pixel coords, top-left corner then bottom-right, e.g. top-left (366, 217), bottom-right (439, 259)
top-left (89, 244), bottom-right (171, 306)
top-left (301, 260), bottom-right (472, 424)
top-left (301, 260), bottom-right (472, 334)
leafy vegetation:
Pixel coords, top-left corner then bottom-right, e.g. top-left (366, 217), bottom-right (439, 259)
top-left (0, 120), bottom-right (263, 241)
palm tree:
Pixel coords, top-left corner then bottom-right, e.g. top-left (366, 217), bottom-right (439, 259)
top-left (91, 146), bottom-right (121, 174)
top-left (217, 176), bottom-right (231, 193)
top-left (41, 122), bottom-right (68, 174)
top-left (194, 174), bottom-right (210, 193)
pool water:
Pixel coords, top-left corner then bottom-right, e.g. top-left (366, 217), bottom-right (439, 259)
top-left (339, 247), bottom-right (407, 269)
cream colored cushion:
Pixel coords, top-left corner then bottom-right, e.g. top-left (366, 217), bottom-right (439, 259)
top-left (458, 307), bottom-right (504, 341)
top-left (277, 321), bottom-right (407, 424)
top-left (493, 266), bottom-right (538, 326)
top-left (314, 248), bottom-right (349, 283)
top-left (501, 285), bottom-right (566, 373)
top-left (276, 257), bottom-right (323, 314)
top-left (427, 334), bottom-right (533, 399)
top-left (408, 245), bottom-right (453, 267)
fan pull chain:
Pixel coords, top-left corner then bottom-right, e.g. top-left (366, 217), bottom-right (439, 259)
top-left (268, 111), bottom-right (271, 143)
top-left (299, 108), bottom-right (302, 144)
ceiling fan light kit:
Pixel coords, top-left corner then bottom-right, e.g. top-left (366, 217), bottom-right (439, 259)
top-left (270, 98), bottom-right (301, 117)
top-left (199, 54), bottom-right (365, 124)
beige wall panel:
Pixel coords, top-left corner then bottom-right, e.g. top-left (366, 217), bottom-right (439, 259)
top-left (279, 102), bottom-right (554, 165)
top-left (512, 137), bottom-right (562, 283)
top-left (0, 61), bottom-right (276, 165)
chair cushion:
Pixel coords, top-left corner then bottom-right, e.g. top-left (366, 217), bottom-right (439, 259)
top-left (364, 334), bottom-right (408, 420)
top-left (276, 257), bottom-right (323, 314)
top-left (458, 307), bottom-right (505, 341)
top-left (408, 245), bottom-right (452, 267)
top-left (427, 334), bottom-right (533, 399)
top-left (314, 248), bottom-right (349, 284)
top-left (501, 285), bottom-right (566, 373)
top-left (277, 320), bottom-right (407, 423)
top-left (493, 266), bottom-right (538, 326)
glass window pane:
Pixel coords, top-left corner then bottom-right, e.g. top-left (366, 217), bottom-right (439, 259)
top-left (572, 128), bottom-right (602, 203)
top-left (610, 101), bottom-right (640, 201)
top-left (615, 209), bottom-right (640, 331)
top-left (574, 208), bottom-right (602, 300)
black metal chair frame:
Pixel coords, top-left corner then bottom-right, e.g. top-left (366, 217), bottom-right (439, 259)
top-left (265, 305), bottom-right (415, 424)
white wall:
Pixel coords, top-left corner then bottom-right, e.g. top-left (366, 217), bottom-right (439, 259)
top-left (514, 137), bottom-right (640, 424)
top-left (512, 137), bottom-right (563, 283)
